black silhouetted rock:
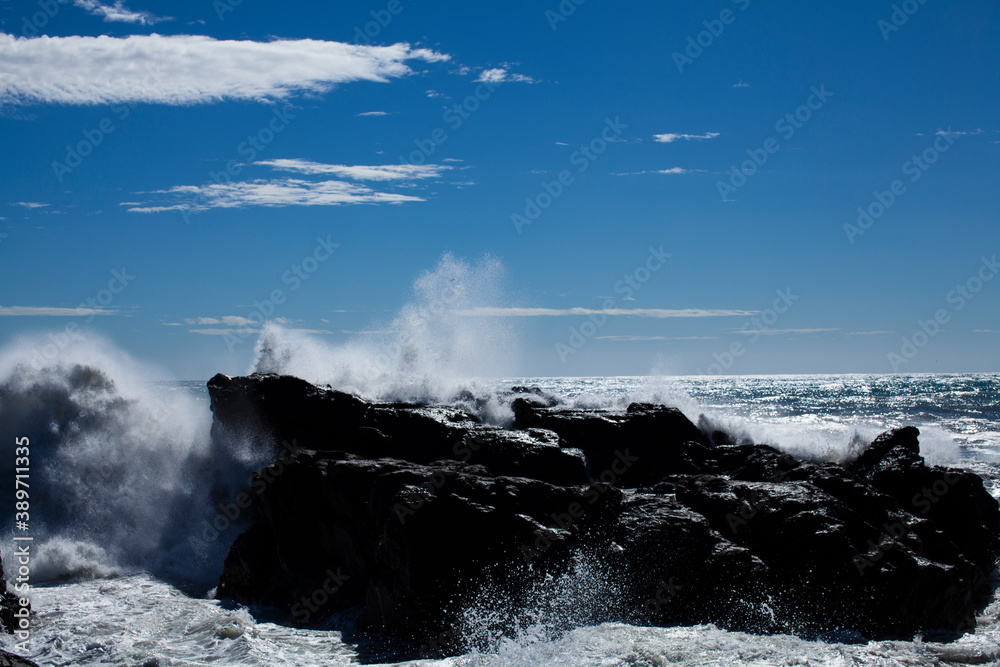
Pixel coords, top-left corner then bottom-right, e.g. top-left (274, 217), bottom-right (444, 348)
top-left (210, 374), bottom-right (1000, 659)
top-left (0, 548), bottom-right (24, 636)
top-left (511, 399), bottom-right (710, 485)
top-left (207, 373), bottom-right (587, 486)
top-left (848, 426), bottom-right (1000, 577)
top-left (0, 548), bottom-right (37, 667)
top-left (0, 651), bottom-right (39, 667)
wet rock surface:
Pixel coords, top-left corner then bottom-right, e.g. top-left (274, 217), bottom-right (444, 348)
top-left (210, 373), bottom-right (1000, 658)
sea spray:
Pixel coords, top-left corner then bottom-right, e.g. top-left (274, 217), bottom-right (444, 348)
top-left (457, 552), bottom-right (618, 659)
top-left (0, 334), bottom-right (269, 589)
top-left (252, 253), bottom-right (521, 421)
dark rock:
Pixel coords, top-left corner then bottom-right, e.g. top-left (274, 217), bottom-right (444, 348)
top-left (207, 373), bottom-right (587, 486)
top-left (508, 386), bottom-right (560, 407)
top-left (848, 427), bottom-right (1000, 574)
top-left (210, 374), bottom-right (1000, 658)
top-left (0, 548), bottom-right (36, 667)
top-left (0, 550), bottom-right (18, 635)
top-left (512, 399), bottom-right (710, 485)
top-left (217, 450), bottom-right (620, 650)
top-left (0, 651), bottom-right (39, 667)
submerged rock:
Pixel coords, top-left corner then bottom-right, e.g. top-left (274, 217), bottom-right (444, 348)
top-left (210, 373), bottom-right (1000, 658)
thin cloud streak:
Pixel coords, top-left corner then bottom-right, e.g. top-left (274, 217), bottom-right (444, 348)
top-left (735, 328), bottom-right (840, 335)
top-left (613, 168), bottom-right (705, 176)
top-left (455, 307), bottom-right (756, 318)
top-left (73, 0), bottom-right (170, 24)
top-left (0, 306), bottom-right (117, 316)
top-left (653, 132), bottom-right (720, 143)
top-left (126, 178), bottom-right (424, 212)
top-left (475, 67), bottom-right (536, 84)
top-left (256, 160), bottom-right (451, 181)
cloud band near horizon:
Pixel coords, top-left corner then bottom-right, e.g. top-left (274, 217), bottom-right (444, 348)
top-left (454, 307), bottom-right (756, 318)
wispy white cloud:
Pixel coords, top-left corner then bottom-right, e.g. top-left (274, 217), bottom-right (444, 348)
top-left (653, 132), bottom-right (720, 143)
top-left (733, 80), bottom-right (750, 88)
top-left (176, 315), bottom-right (292, 328)
top-left (0, 34), bottom-right (448, 105)
top-left (475, 67), bottom-right (536, 84)
top-left (255, 159), bottom-right (451, 181)
top-left (613, 167), bottom-right (705, 176)
top-left (596, 335), bottom-right (668, 341)
top-left (670, 335), bottom-right (723, 340)
top-left (356, 111), bottom-right (389, 117)
top-left (0, 305), bottom-right (116, 316)
top-left (180, 316), bottom-right (259, 326)
top-left (189, 327), bottom-right (332, 336)
top-left (973, 329), bottom-right (999, 333)
top-left (455, 307), bottom-right (755, 318)
top-left (127, 178), bottom-right (424, 212)
top-left (735, 327), bottom-right (839, 336)
top-left (188, 328), bottom-right (259, 336)
top-left (595, 335), bottom-right (724, 341)
top-left (846, 330), bottom-right (894, 335)
top-left (130, 159), bottom-right (449, 211)
top-left (73, 0), bottom-right (170, 24)
top-left (11, 202), bottom-right (48, 209)
top-left (935, 128), bottom-right (982, 138)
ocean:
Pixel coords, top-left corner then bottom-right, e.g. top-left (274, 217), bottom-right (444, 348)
top-left (1, 337), bottom-right (999, 666)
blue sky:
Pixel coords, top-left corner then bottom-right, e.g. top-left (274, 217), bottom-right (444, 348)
top-left (0, 0), bottom-right (997, 380)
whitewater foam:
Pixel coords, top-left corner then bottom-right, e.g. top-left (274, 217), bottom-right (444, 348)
top-left (0, 333), bottom-right (270, 589)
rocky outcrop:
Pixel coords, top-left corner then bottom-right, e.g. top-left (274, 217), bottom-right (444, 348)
top-left (208, 374), bottom-right (587, 486)
top-left (0, 550), bottom-right (19, 635)
top-left (0, 549), bottom-right (38, 667)
top-left (0, 652), bottom-right (39, 667)
top-left (210, 373), bottom-right (1000, 658)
